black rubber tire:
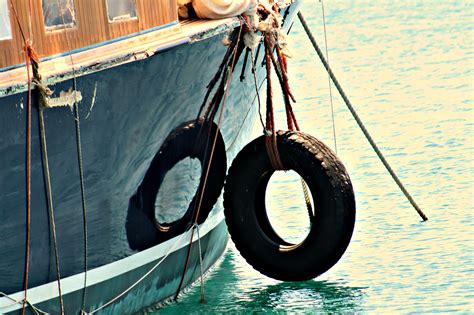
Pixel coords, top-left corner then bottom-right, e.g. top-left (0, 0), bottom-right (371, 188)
top-left (224, 130), bottom-right (355, 281)
top-left (134, 119), bottom-right (226, 244)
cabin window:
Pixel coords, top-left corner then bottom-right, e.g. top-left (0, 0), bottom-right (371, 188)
top-left (106, 0), bottom-right (137, 22)
top-left (42, 0), bottom-right (76, 30)
top-left (0, 0), bottom-right (12, 40)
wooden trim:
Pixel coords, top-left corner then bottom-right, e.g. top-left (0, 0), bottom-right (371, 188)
top-left (0, 0), bottom-right (177, 69)
top-left (0, 18), bottom-right (241, 95)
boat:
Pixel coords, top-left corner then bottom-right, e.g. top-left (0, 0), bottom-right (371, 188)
top-left (0, 0), bottom-right (308, 313)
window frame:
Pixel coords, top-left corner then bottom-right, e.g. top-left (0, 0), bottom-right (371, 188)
top-left (42, 0), bottom-right (77, 32)
top-left (105, 0), bottom-right (139, 23)
top-left (0, 0), bottom-right (13, 41)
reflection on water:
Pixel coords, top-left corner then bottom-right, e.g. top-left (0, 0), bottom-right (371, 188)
top-left (239, 280), bottom-right (365, 313)
top-left (158, 249), bottom-right (366, 314)
top-left (265, 170), bottom-right (313, 245)
top-left (151, 1), bottom-right (473, 313)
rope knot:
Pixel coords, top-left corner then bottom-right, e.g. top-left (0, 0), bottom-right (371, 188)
top-left (32, 78), bottom-right (53, 96)
top-left (25, 44), bottom-right (39, 64)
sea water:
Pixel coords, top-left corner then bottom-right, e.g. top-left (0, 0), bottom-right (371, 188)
top-left (152, 1), bottom-right (473, 313)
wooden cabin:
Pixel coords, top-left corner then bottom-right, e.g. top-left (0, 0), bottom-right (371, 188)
top-left (0, 0), bottom-right (177, 69)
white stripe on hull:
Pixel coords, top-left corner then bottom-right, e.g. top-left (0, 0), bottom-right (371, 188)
top-left (0, 211), bottom-right (225, 313)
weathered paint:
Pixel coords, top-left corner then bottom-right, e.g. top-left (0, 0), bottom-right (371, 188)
top-left (46, 88), bottom-right (83, 109)
top-left (0, 2), bottom-right (300, 312)
top-left (0, 24), bottom-right (261, 313)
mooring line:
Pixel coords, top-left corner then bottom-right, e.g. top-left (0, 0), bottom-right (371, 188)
top-left (194, 224), bottom-right (206, 303)
top-left (320, 0), bottom-right (338, 154)
top-left (0, 291), bottom-right (48, 315)
top-left (55, 4), bottom-right (90, 307)
top-left (38, 108), bottom-right (65, 314)
top-left (84, 232), bottom-right (188, 314)
top-left (298, 12), bottom-right (428, 221)
top-left (175, 20), bottom-right (244, 302)
top-left (9, 1), bottom-right (33, 312)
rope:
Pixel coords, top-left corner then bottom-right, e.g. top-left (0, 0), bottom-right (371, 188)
top-left (300, 178), bottom-right (314, 222)
top-left (27, 0), bottom-right (33, 43)
top-left (53, 0), bottom-right (91, 305)
top-left (298, 12), bottom-right (428, 221)
top-left (263, 38), bottom-right (284, 170)
top-left (11, 1), bottom-right (64, 312)
top-left (320, 0), bottom-right (338, 154)
top-left (38, 107), bottom-right (65, 314)
top-left (240, 48), bottom-right (251, 81)
top-left (258, 5), bottom-right (315, 224)
top-left (250, 49), bottom-right (265, 131)
top-left (0, 292), bottom-right (48, 315)
top-left (26, 9), bottom-right (65, 308)
top-left (84, 232), bottom-right (189, 314)
top-left (197, 34), bottom-right (239, 120)
top-left (266, 42), bottom-right (299, 132)
top-left (194, 224), bottom-right (206, 303)
top-left (175, 19), bottom-right (244, 301)
top-left (9, 2), bottom-right (33, 313)
top-left (73, 89), bottom-right (90, 310)
top-left (22, 42), bottom-right (32, 315)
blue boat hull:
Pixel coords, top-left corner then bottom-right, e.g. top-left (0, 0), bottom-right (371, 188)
top-left (0, 2), bottom-right (301, 312)
top-left (0, 30), bottom-right (259, 313)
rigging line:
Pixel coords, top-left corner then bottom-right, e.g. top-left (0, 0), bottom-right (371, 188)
top-left (226, 50), bottom-right (266, 152)
top-left (298, 12), bottom-right (428, 221)
top-left (321, 0), bottom-right (337, 154)
top-left (85, 232), bottom-right (189, 314)
top-left (73, 88), bottom-right (89, 311)
top-left (250, 48), bottom-right (265, 131)
top-left (27, 0), bottom-right (33, 43)
top-left (194, 224), bottom-right (206, 303)
top-left (9, 0), bottom-right (33, 312)
top-left (197, 36), bottom-right (238, 120)
top-left (0, 292), bottom-right (19, 310)
top-left (194, 19), bottom-right (243, 249)
top-left (175, 20), bottom-right (244, 301)
top-left (266, 26), bottom-right (312, 215)
top-left (55, 0), bottom-right (90, 308)
top-left (23, 28), bottom-right (31, 315)
top-left (0, 292), bottom-right (48, 315)
top-left (9, 0), bottom-right (26, 42)
top-left (38, 108), bottom-right (65, 314)
top-left (23, 27), bottom-right (32, 315)
top-left (226, 79), bottom-right (259, 152)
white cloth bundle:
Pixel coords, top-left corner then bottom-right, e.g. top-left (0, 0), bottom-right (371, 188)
top-left (192, 0), bottom-right (257, 19)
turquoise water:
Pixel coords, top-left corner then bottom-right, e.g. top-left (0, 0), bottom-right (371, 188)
top-left (154, 1), bottom-right (473, 313)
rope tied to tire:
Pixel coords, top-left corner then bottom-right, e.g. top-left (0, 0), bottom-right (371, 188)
top-left (258, 4), bottom-right (316, 220)
top-left (254, 3), bottom-right (304, 171)
top-left (223, 4), bottom-right (355, 281)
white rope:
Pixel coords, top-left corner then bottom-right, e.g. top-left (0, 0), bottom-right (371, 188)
top-left (320, 0), bottom-right (337, 154)
top-left (84, 231), bottom-right (189, 314)
top-left (0, 291), bottom-right (20, 309)
top-left (0, 292), bottom-right (48, 314)
top-left (194, 224), bottom-right (206, 303)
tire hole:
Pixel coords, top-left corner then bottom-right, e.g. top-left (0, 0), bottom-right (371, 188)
top-left (265, 170), bottom-right (314, 245)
